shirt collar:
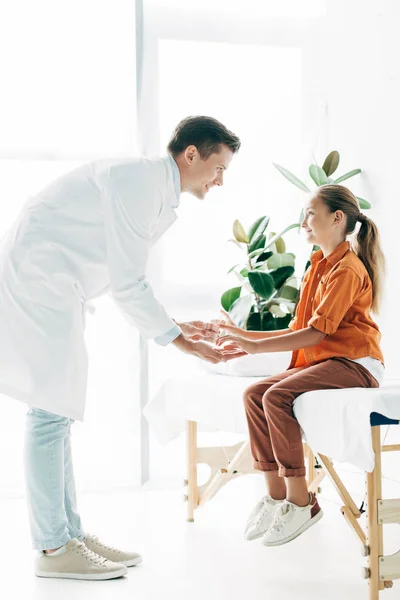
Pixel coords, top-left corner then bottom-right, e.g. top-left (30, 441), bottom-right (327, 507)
top-left (310, 240), bottom-right (351, 266)
top-left (167, 154), bottom-right (181, 208)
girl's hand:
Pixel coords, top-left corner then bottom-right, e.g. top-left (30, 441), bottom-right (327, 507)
top-left (219, 309), bottom-right (236, 327)
top-left (215, 334), bottom-right (258, 355)
top-left (217, 323), bottom-right (247, 338)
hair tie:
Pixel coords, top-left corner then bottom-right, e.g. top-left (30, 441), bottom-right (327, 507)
top-left (358, 213), bottom-right (367, 223)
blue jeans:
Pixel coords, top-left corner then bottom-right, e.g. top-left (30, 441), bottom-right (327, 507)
top-left (23, 408), bottom-right (85, 551)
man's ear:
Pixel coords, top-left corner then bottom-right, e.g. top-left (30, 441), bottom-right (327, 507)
top-left (184, 145), bottom-right (198, 165)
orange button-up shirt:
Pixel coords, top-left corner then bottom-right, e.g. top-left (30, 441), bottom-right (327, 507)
top-left (288, 241), bottom-right (384, 369)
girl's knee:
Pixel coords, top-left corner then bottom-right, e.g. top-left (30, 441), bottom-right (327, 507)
top-left (262, 386), bottom-right (290, 412)
top-left (243, 384), bottom-right (262, 408)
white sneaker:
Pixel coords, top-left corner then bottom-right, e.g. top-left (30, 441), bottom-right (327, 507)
top-left (244, 495), bottom-right (283, 541)
top-left (35, 539), bottom-right (128, 580)
top-left (262, 492), bottom-right (323, 547)
top-left (84, 533), bottom-right (142, 567)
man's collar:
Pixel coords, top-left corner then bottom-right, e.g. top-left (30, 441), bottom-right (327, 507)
top-left (167, 154), bottom-right (181, 208)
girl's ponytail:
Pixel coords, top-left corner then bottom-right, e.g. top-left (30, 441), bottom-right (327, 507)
top-left (317, 184), bottom-right (385, 313)
top-left (354, 213), bottom-right (385, 313)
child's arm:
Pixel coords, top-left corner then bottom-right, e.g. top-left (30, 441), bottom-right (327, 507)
top-left (255, 326), bottom-right (326, 353)
top-left (219, 324), bottom-right (291, 340)
top-left (216, 326), bottom-right (326, 355)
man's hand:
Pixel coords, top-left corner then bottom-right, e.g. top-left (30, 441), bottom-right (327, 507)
top-left (175, 320), bottom-right (220, 342)
top-left (171, 334), bottom-right (246, 364)
top-left (174, 310), bottom-right (239, 343)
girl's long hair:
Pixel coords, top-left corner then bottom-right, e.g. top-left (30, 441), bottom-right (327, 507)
top-left (317, 184), bottom-right (385, 313)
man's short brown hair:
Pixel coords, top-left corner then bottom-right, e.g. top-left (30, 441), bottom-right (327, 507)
top-left (167, 116), bottom-right (241, 159)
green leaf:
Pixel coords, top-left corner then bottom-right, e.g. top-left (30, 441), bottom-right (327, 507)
top-left (270, 266), bottom-right (295, 289)
top-left (298, 208), bottom-right (304, 228)
top-left (269, 304), bottom-right (286, 318)
top-left (278, 284), bottom-right (299, 301)
top-left (356, 196), bottom-right (371, 209)
top-left (266, 253), bottom-right (295, 270)
top-left (262, 312), bottom-right (277, 331)
top-left (322, 151), bottom-right (340, 176)
top-left (248, 247), bottom-right (267, 260)
top-left (309, 164), bottom-right (329, 186)
top-left (255, 251), bottom-right (273, 264)
top-left (332, 169), bottom-right (361, 184)
top-left (248, 216), bottom-right (270, 243)
top-left (240, 268), bottom-right (249, 278)
top-left (221, 286), bottom-right (242, 311)
top-left (273, 163), bottom-right (311, 192)
top-left (227, 264), bottom-right (239, 274)
top-left (228, 294), bottom-right (254, 328)
top-left (275, 237), bottom-right (286, 253)
top-left (232, 219), bottom-right (249, 243)
top-left (275, 314), bottom-right (292, 329)
top-left (248, 271), bottom-right (275, 300)
top-left (249, 234), bottom-right (266, 253)
top-left (246, 312), bottom-right (262, 331)
top-left (264, 223), bottom-right (300, 251)
top-left (228, 238), bottom-right (245, 251)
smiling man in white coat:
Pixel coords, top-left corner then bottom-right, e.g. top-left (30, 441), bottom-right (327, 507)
top-left (0, 116), bottom-right (242, 580)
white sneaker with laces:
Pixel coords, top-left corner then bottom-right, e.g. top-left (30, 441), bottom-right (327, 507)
top-left (262, 492), bottom-right (323, 547)
top-left (84, 533), bottom-right (143, 567)
top-left (35, 539), bottom-right (128, 580)
top-left (244, 495), bottom-right (283, 541)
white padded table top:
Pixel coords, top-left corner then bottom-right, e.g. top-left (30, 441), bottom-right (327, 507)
top-left (144, 368), bottom-right (400, 471)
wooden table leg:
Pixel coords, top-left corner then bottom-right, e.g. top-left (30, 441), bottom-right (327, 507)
top-left (366, 426), bottom-right (383, 599)
top-left (186, 420), bottom-right (198, 522)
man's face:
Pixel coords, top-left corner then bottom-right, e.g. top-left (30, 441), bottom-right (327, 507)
top-left (184, 144), bottom-right (234, 200)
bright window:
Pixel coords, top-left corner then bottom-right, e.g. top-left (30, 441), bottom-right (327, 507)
top-left (157, 40), bottom-right (303, 301)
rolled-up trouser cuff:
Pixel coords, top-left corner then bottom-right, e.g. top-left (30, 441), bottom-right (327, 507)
top-left (253, 460), bottom-right (279, 472)
top-left (278, 465), bottom-right (306, 478)
top-left (33, 533), bottom-right (72, 551)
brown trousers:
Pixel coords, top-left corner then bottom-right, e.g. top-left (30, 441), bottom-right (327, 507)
top-left (243, 357), bottom-right (378, 478)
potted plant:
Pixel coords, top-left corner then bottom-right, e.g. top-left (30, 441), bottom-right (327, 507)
top-left (221, 217), bottom-right (300, 332)
top-left (201, 217), bottom-right (299, 376)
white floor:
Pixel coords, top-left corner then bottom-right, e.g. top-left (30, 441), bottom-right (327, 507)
top-left (1, 470), bottom-right (400, 600)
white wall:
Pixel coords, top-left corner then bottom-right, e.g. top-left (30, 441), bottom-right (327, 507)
top-left (146, 1), bottom-right (400, 485)
top-left (315, 0), bottom-right (400, 379)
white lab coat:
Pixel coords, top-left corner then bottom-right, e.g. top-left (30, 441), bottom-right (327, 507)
top-left (0, 155), bottom-right (180, 420)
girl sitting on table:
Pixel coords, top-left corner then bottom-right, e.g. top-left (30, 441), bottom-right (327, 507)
top-left (215, 184), bottom-right (385, 547)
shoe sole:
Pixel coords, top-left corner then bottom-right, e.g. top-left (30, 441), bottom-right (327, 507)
top-left (262, 509), bottom-right (324, 547)
top-left (244, 527), bottom-right (271, 542)
top-left (121, 556), bottom-right (143, 567)
top-left (35, 566), bottom-right (128, 580)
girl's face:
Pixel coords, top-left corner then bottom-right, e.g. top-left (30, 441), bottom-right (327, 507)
top-left (301, 194), bottom-right (343, 245)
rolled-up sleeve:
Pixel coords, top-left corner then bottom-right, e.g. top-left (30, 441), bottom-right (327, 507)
top-left (102, 165), bottom-right (178, 341)
top-left (308, 267), bottom-right (363, 335)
